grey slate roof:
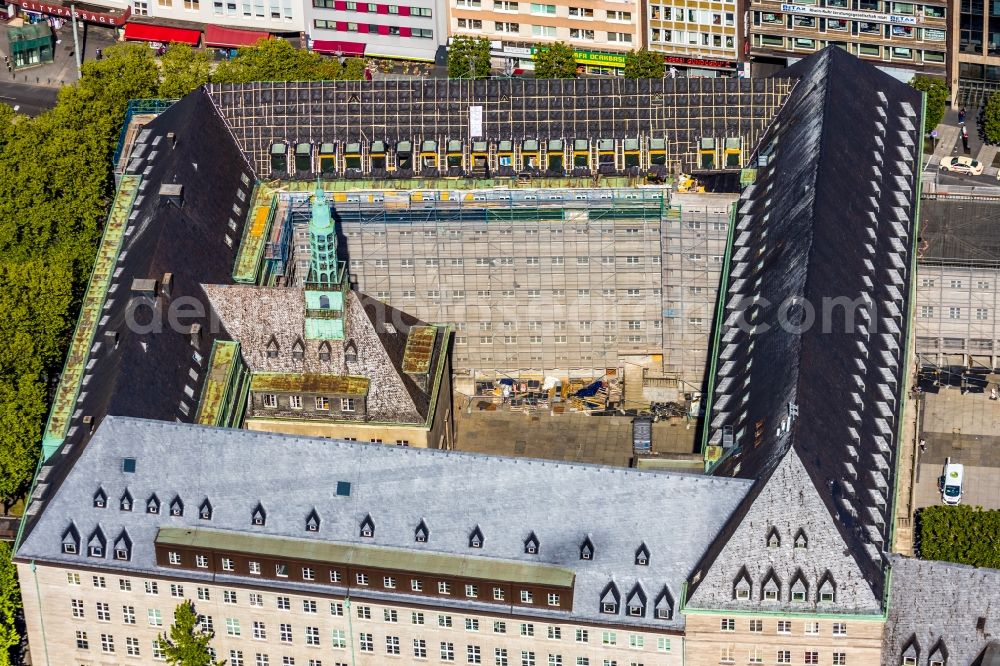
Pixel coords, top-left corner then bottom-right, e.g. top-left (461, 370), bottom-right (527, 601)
top-left (883, 556), bottom-right (1000, 666)
top-left (16, 416), bottom-right (752, 629)
top-left (693, 46), bottom-right (921, 611)
top-left (205, 285), bottom-right (442, 423)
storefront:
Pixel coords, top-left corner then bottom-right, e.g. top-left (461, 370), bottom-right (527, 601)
top-left (663, 54), bottom-right (738, 77)
top-left (6, 22), bottom-right (53, 68)
top-left (310, 38), bottom-right (365, 56)
top-left (123, 22), bottom-right (201, 45)
top-left (8, 0), bottom-right (130, 27)
top-left (567, 48), bottom-right (628, 75)
top-left (204, 24), bottom-right (269, 55)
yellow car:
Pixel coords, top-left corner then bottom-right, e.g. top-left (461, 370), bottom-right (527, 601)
top-left (940, 156), bottom-right (984, 176)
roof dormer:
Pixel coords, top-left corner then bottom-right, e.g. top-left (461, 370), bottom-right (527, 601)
top-left (634, 542), bottom-right (650, 566)
top-left (579, 535), bottom-right (595, 561)
top-left (524, 532), bottom-right (539, 555)
top-left (318, 340), bottom-right (332, 362)
top-left (119, 489), bottom-right (133, 512)
top-left (345, 339), bottom-right (358, 363)
top-left (266, 335), bottom-right (279, 359)
top-left (87, 526), bottom-right (106, 558)
top-left (817, 570), bottom-right (836, 603)
top-left (901, 636), bottom-right (920, 666)
top-left (653, 586), bottom-right (674, 620)
top-left (113, 529), bottom-right (132, 561)
top-left (414, 519), bottom-right (429, 543)
top-left (169, 495), bottom-right (184, 517)
top-left (469, 525), bottom-right (484, 549)
top-left (360, 514), bottom-right (375, 538)
top-left (762, 567), bottom-right (781, 601)
top-left (199, 498), bottom-right (213, 520)
top-left (794, 528), bottom-right (808, 549)
top-left (599, 582), bottom-right (620, 614)
top-left (927, 639), bottom-right (947, 666)
top-left (306, 508), bottom-right (321, 533)
top-left (92, 487), bottom-right (107, 509)
top-left (251, 503), bottom-right (266, 526)
top-left (733, 565), bottom-right (752, 600)
top-left (790, 569), bottom-right (809, 603)
top-left (766, 525), bottom-right (781, 548)
top-left (625, 582), bottom-right (647, 617)
top-left (61, 523), bottom-right (80, 554)
top-left (146, 494), bottom-right (160, 514)
top-left (292, 336), bottom-right (305, 361)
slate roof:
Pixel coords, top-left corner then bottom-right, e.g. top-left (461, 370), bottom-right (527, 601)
top-left (15, 416), bottom-right (753, 630)
top-left (692, 46), bottom-right (922, 610)
top-left (918, 199), bottom-right (1000, 266)
top-left (204, 284), bottom-right (445, 423)
top-left (883, 556), bottom-right (1000, 666)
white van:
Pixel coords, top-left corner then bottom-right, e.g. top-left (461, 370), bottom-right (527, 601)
top-left (941, 459), bottom-right (964, 505)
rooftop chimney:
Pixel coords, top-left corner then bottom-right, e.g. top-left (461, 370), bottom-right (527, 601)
top-left (190, 323), bottom-right (202, 349)
top-left (166, 131), bottom-right (176, 148)
top-left (159, 183), bottom-right (183, 209)
top-left (161, 273), bottom-right (173, 298)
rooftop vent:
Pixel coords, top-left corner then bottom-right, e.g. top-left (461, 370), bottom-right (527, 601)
top-left (122, 458), bottom-right (136, 473)
top-left (190, 323), bottom-right (202, 349)
top-left (161, 273), bottom-right (173, 297)
top-left (131, 278), bottom-right (158, 295)
top-left (159, 183), bottom-right (183, 208)
top-left (335, 481), bottom-right (351, 496)
top-left (166, 131), bottom-right (176, 147)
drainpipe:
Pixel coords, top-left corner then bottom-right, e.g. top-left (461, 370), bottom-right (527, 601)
top-left (30, 561), bottom-right (52, 666)
top-left (69, 4), bottom-right (82, 78)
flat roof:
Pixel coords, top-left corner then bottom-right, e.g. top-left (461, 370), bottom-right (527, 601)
top-left (251, 373), bottom-right (369, 396)
top-left (919, 199), bottom-right (1000, 265)
top-left (157, 526), bottom-right (577, 587)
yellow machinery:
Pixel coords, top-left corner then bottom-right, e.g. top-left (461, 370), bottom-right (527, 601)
top-left (676, 173), bottom-right (705, 193)
top-left (419, 139), bottom-right (438, 169)
top-left (624, 138), bottom-right (641, 168)
top-left (344, 142), bottom-right (362, 170)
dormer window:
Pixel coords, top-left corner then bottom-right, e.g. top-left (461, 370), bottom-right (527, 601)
top-left (93, 487), bottom-right (107, 508)
top-left (266, 335), bottom-right (279, 358)
top-left (762, 568), bottom-right (781, 601)
top-left (306, 509), bottom-right (321, 533)
top-left (653, 587), bottom-right (674, 620)
top-left (169, 496), bottom-right (184, 517)
top-left (360, 514), bottom-right (375, 538)
top-left (113, 529), bottom-right (132, 561)
top-left (318, 340), bottom-right (332, 362)
top-left (414, 519), bottom-right (429, 543)
top-left (625, 583), bottom-right (646, 617)
top-left (199, 498), bottom-right (213, 520)
top-left (524, 532), bottom-right (539, 555)
top-left (733, 566), bottom-right (752, 601)
top-left (766, 526), bottom-right (780, 548)
top-left (469, 525), bottom-right (484, 548)
top-left (634, 542), bottom-right (650, 566)
top-left (119, 490), bottom-right (133, 512)
top-left (790, 570), bottom-right (809, 602)
top-left (794, 528), bottom-right (808, 549)
top-left (87, 527), bottom-right (106, 558)
top-left (251, 503), bottom-right (266, 526)
top-left (292, 337), bottom-right (304, 361)
top-left (900, 637), bottom-right (920, 666)
top-left (817, 572), bottom-right (836, 603)
top-left (344, 340), bottom-right (358, 363)
top-left (61, 524), bottom-right (80, 554)
top-left (146, 494), bottom-right (160, 514)
top-left (927, 640), bottom-right (947, 666)
top-left (579, 536), bottom-right (594, 560)
top-left (599, 582), bottom-right (620, 615)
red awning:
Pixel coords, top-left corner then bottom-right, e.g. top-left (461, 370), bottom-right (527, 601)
top-left (311, 39), bottom-right (365, 56)
top-left (123, 22), bottom-right (201, 45)
top-left (204, 24), bottom-right (270, 48)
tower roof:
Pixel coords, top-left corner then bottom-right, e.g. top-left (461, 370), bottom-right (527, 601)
top-left (310, 180), bottom-right (333, 236)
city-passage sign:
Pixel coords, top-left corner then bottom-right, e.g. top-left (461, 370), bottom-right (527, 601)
top-left (15, 0), bottom-right (130, 24)
top-left (779, 2), bottom-right (919, 24)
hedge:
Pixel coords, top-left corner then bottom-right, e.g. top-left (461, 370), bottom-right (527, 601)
top-left (918, 505), bottom-right (1000, 567)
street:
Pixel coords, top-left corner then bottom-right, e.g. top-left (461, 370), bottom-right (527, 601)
top-left (0, 81), bottom-right (59, 116)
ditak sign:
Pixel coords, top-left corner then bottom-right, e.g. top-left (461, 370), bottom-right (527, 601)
top-left (16, 0), bottom-right (131, 25)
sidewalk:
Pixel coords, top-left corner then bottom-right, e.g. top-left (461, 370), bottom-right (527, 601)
top-left (0, 21), bottom-right (118, 88)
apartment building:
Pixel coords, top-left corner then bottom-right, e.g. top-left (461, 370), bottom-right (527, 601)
top-left (950, 0), bottom-right (1000, 106)
top-left (15, 416), bottom-right (753, 666)
top-left (646, 0), bottom-right (741, 76)
top-left (745, 0), bottom-right (947, 79)
top-left (304, 0), bottom-right (448, 61)
top-left (448, 0), bottom-right (643, 74)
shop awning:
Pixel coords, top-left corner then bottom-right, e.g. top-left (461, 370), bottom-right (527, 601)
top-left (123, 22), bottom-right (201, 45)
top-left (204, 24), bottom-right (270, 48)
top-left (311, 39), bottom-right (365, 56)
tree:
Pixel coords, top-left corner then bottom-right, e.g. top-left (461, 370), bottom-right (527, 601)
top-left (448, 36), bottom-right (491, 79)
top-left (623, 49), bottom-right (664, 79)
top-left (983, 93), bottom-right (1000, 145)
top-left (0, 541), bottom-right (21, 666)
top-left (159, 44), bottom-right (212, 98)
top-left (211, 38), bottom-right (366, 83)
top-left (918, 505), bottom-right (1000, 566)
top-left (910, 75), bottom-right (948, 132)
top-left (158, 601), bottom-right (225, 666)
top-left (532, 41), bottom-right (578, 79)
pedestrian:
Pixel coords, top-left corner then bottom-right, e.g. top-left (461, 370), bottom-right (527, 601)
top-left (919, 439), bottom-right (927, 453)
top-left (959, 106), bottom-right (967, 124)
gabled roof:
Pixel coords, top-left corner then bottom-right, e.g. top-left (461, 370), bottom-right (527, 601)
top-left (884, 556), bottom-right (1000, 666)
top-left (16, 416), bottom-right (752, 630)
top-left (696, 46), bottom-right (921, 610)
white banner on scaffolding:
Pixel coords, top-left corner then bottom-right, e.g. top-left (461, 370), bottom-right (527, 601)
top-left (469, 105), bottom-right (483, 139)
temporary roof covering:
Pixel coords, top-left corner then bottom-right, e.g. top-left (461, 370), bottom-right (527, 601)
top-left (311, 39), bottom-right (364, 55)
top-left (204, 24), bottom-right (269, 48)
top-left (123, 22), bottom-right (200, 45)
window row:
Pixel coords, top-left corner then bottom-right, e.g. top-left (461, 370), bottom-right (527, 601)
top-left (312, 19), bottom-right (433, 37)
top-left (719, 617), bottom-right (848, 636)
top-left (719, 646), bottom-right (847, 665)
top-left (919, 306), bottom-right (990, 320)
top-left (311, 0), bottom-right (431, 16)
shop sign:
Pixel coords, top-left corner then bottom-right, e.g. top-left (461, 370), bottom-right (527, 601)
top-left (531, 46), bottom-right (627, 67)
top-left (16, 0), bottom-right (130, 24)
top-left (502, 45), bottom-right (532, 56)
top-left (779, 2), bottom-right (918, 24)
top-left (663, 55), bottom-right (736, 69)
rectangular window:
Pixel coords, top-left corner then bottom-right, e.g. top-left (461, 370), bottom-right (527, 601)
top-left (226, 618), bottom-right (241, 636)
top-left (442, 642), bottom-right (456, 661)
top-left (804, 652), bottom-right (819, 665)
top-left (833, 654), bottom-right (846, 666)
top-left (720, 618), bottom-right (735, 631)
top-left (148, 609), bottom-right (163, 626)
top-left (332, 629), bottom-right (347, 648)
top-left (777, 621), bottom-right (791, 634)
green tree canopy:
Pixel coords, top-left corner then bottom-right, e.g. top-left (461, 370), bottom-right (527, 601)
top-left (211, 38), bottom-right (367, 83)
top-left (0, 541), bottom-right (19, 666)
top-left (623, 49), bottom-right (664, 79)
top-left (983, 93), bottom-right (1000, 145)
top-left (910, 75), bottom-right (948, 132)
top-left (918, 505), bottom-right (1000, 567)
top-left (448, 36), bottom-right (492, 79)
top-left (159, 44), bottom-right (212, 98)
top-left (532, 41), bottom-right (578, 79)
top-left (158, 601), bottom-right (225, 666)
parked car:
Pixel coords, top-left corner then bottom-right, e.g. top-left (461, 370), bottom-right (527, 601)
top-left (940, 458), bottom-right (964, 505)
top-left (940, 156), bottom-right (984, 175)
